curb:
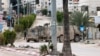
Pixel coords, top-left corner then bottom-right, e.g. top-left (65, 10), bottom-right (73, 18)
top-left (0, 47), bottom-right (40, 56)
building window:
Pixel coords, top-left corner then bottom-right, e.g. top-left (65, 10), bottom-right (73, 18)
top-left (45, 6), bottom-right (47, 8)
top-left (74, 6), bottom-right (76, 9)
top-left (73, 0), bottom-right (79, 2)
top-left (81, 6), bottom-right (88, 11)
top-left (38, 5), bottom-right (40, 6)
top-left (97, 7), bottom-right (100, 11)
top-left (45, 2), bottom-right (47, 4)
top-left (49, 3), bottom-right (51, 5)
top-left (69, 3), bottom-right (72, 4)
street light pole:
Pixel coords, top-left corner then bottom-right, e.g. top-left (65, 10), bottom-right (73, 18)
top-left (27, 2), bottom-right (29, 15)
top-left (51, 0), bottom-right (57, 55)
top-left (9, 4), bottom-right (12, 31)
top-left (17, 0), bottom-right (20, 24)
top-left (23, 1), bottom-right (25, 15)
top-left (29, 3), bottom-right (31, 15)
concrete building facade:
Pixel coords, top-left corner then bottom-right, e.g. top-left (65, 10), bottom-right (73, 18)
top-left (38, 0), bottom-right (79, 12)
top-left (0, 0), bottom-right (10, 14)
top-left (78, 0), bottom-right (100, 39)
top-left (1, 0), bottom-right (79, 14)
top-left (68, 0), bottom-right (79, 12)
top-left (79, 0), bottom-right (100, 17)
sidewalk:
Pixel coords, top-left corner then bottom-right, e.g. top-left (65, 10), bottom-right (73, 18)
top-left (81, 40), bottom-right (100, 45)
top-left (0, 46), bottom-right (40, 56)
top-left (76, 40), bottom-right (100, 48)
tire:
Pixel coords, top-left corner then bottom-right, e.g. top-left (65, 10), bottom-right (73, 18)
top-left (27, 39), bottom-right (30, 42)
top-left (33, 39), bottom-right (38, 42)
top-left (74, 35), bottom-right (81, 42)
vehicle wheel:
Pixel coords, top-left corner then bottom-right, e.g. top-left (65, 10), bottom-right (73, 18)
top-left (74, 35), bottom-right (80, 42)
top-left (27, 39), bottom-right (30, 42)
top-left (33, 39), bottom-right (39, 42)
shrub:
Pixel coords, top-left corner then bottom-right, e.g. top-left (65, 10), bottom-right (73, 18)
top-left (41, 9), bottom-right (48, 15)
top-left (57, 11), bottom-right (63, 24)
top-left (16, 14), bottom-right (36, 31)
top-left (31, 14), bottom-right (36, 17)
top-left (3, 30), bottom-right (16, 46)
top-left (0, 33), bottom-right (5, 45)
top-left (19, 18), bottom-right (29, 30)
top-left (49, 44), bottom-right (53, 51)
top-left (26, 15), bottom-right (36, 28)
top-left (40, 45), bottom-right (48, 55)
top-left (14, 24), bottom-right (24, 32)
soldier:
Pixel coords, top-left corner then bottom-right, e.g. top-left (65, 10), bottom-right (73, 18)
top-left (11, 17), bottom-right (14, 27)
top-left (3, 11), bottom-right (7, 20)
top-left (24, 30), bottom-right (27, 40)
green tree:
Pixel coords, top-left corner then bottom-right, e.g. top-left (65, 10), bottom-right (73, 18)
top-left (16, 14), bottom-right (36, 31)
top-left (14, 24), bottom-right (24, 32)
top-left (62, 0), bottom-right (72, 56)
top-left (71, 11), bottom-right (89, 30)
top-left (40, 45), bottom-right (48, 55)
top-left (41, 9), bottom-right (48, 15)
top-left (57, 11), bottom-right (63, 25)
top-left (23, 5), bottom-right (27, 15)
top-left (19, 17), bottom-right (28, 30)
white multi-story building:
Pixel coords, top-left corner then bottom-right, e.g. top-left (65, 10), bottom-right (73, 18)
top-left (2, 0), bottom-right (36, 14)
top-left (38, 0), bottom-right (79, 12)
top-left (1, 0), bottom-right (80, 14)
top-left (21, 0), bottom-right (37, 14)
top-left (68, 0), bottom-right (79, 12)
top-left (79, 0), bottom-right (100, 17)
top-left (0, 0), bottom-right (10, 14)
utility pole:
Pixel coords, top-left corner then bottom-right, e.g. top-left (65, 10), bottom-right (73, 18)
top-left (9, 1), bottom-right (12, 31)
top-left (51, 0), bottom-right (57, 55)
top-left (8, 0), bottom-right (10, 30)
top-left (10, 4), bottom-right (13, 31)
top-left (27, 2), bottom-right (29, 15)
top-left (17, 0), bottom-right (20, 24)
top-left (23, 1), bottom-right (26, 15)
top-left (0, 0), bottom-right (4, 11)
top-left (29, 3), bottom-right (31, 15)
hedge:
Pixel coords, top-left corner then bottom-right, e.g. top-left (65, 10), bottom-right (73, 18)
top-left (3, 30), bottom-right (16, 46)
top-left (15, 14), bottom-right (36, 32)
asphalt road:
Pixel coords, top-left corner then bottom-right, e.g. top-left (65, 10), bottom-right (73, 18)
top-left (14, 41), bottom-right (100, 56)
top-left (71, 43), bottom-right (100, 56)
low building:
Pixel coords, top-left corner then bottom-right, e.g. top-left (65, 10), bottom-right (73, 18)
top-left (37, 0), bottom-right (79, 12)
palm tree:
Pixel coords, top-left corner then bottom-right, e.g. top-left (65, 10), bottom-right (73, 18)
top-left (57, 11), bottom-right (63, 25)
top-left (62, 0), bottom-right (72, 56)
top-left (71, 11), bottom-right (89, 30)
top-left (70, 11), bottom-right (89, 40)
